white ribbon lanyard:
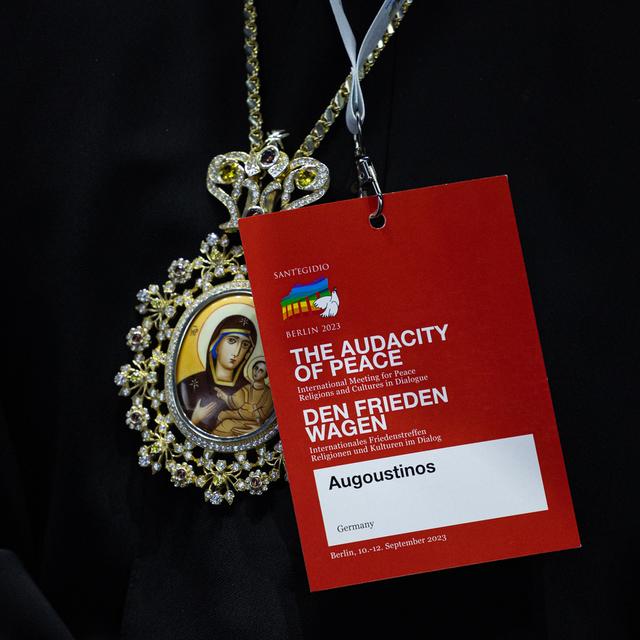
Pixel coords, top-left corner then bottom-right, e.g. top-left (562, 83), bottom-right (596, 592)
top-left (329, 0), bottom-right (402, 225)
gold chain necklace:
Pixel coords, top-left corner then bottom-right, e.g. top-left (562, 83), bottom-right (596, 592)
top-left (208, 0), bottom-right (412, 230)
top-left (115, 1), bottom-right (412, 506)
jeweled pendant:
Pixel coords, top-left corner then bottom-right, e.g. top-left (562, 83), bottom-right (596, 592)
top-left (116, 233), bottom-right (283, 505)
top-left (116, 130), bottom-right (331, 505)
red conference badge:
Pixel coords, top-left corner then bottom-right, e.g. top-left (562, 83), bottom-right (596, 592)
top-left (239, 176), bottom-right (580, 591)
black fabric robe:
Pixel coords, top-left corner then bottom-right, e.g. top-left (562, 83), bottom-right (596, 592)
top-left (0, 1), bottom-right (635, 638)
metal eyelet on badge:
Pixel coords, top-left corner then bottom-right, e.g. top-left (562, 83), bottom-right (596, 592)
top-left (329, 0), bottom-right (392, 229)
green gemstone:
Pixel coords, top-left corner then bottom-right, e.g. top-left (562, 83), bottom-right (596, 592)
top-left (219, 160), bottom-right (240, 183)
top-left (128, 370), bottom-right (144, 385)
top-left (295, 169), bottom-right (317, 189)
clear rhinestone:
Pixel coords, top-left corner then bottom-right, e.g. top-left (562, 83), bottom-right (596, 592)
top-left (209, 492), bottom-right (223, 505)
top-left (138, 454), bottom-right (151, 467)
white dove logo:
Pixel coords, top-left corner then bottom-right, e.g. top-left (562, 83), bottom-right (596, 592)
top-left (312, 288), bottom-right (340, 318)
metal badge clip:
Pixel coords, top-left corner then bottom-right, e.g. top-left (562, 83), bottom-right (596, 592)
top-left (353, 113), bottom-right (385, 227)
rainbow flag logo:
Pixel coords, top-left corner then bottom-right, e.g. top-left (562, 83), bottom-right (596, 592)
top-left (281, 277), bottom-right (331, 320)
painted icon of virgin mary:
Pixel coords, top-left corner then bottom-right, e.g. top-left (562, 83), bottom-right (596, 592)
top-left (177, 314), bottom-right (258, 434)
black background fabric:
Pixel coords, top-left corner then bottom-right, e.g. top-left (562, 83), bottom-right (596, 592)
top-left (0, 1), bottom-right (635, 638)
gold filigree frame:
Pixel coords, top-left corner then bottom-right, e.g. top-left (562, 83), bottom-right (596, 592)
top-left (115, 233), bottom-right (283, 506)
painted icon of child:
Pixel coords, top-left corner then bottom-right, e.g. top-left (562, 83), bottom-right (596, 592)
top-left (211, 359), bottom-right (274, 437)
